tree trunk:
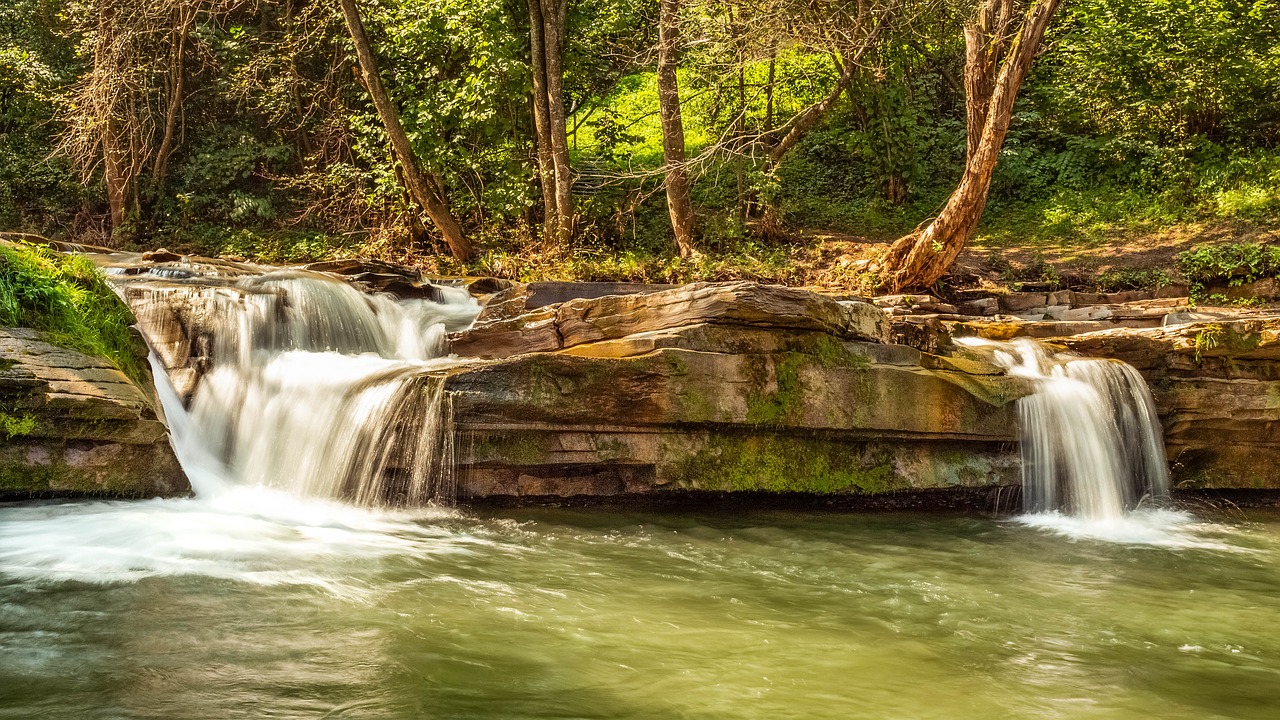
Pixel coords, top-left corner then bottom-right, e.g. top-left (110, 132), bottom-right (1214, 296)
top-left (338, 0), bottom-right (473, 260)
top-left (657, 0), bottom-right (696, 258)
top-left (526, 0), bottom-right (559, 243)
top-left (103, 116), bottom-right (129, 236)
top-left (152, 6), bottom-right (194, 185)
top-left (875, 0), bottom-right (1061, 292)
top-left (764, 41), bottom-right (777, 134)
top-left (732, 6), bottom-right (747, 224)
top-left (539, 0), bottom-right (574, 244)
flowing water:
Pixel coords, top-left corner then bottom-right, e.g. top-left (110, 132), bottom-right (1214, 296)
top-left (957, 337), bottom-right (1170, 526)
top-left (146, 271), bottom-right (481, 505)
top-left (1, 499), bottom-right (1279, 719)
top-left (3, 272), bottom-right (1275, 717)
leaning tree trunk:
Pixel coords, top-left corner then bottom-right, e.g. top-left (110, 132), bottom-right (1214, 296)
top-left (338, 0), bottom-right (473, 260)
top-left (874, 0), bottom-right (1060, 292)
top-left (657, 0), bottom-right (696, 258)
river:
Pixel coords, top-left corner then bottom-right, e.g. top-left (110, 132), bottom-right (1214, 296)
top-left (1, 493), bottom-right (1276, 719)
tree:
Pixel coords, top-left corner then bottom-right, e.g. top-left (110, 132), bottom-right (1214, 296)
top-left (874, 0), bottom-right (1062, 291)
top-left (762, 1), bottom-right (893, 168)
top-left (527, 0), bottom-right (573, 244)
top-left (657, 0), bottom-right (696, 257)
top-left (338, 0), bottom-right (473, 260)
top-left (679, 0), bottom-right (896, 234)
top-left (57, 0), bottom-right (242, 237)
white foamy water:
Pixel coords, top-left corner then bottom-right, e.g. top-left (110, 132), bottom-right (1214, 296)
top-left (1014, 508), bottom-right (1241, 549)
top-left (141, 270), bottom-right (481, 506)
top-left (0, 272), bottom-right (490, 594)
top-left (958, 337), bottom-right (1174, 534)
top-left (0, 489), bottom-right (485, 596)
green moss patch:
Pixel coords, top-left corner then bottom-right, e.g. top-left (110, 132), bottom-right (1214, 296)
top-left (672, 433), bottom-right (897, 495)
top-left (0, 411), bottom-right (36, 438)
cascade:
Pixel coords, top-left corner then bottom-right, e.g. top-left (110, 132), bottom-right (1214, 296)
top-left (141, 270), bottom-right (481, 506)
top-left (958, 337), bottom-right (1170, 520)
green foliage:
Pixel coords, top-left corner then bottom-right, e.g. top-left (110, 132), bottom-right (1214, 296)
top-left (1177, 242), bottom-right (1280, 300)
top-left (212, 228), bottom-right (357, 264)
top-left (0, 0), bottom-right (86, 234)
top-left (1034, 0), bottom-right (1280, 148)
top-left (351, 0), bottom-right (533, 223)
top-left (0, 0), bottom-right (1276, 284)
top-left (0, 411), bottom-right (36, 438)
top-left (1093, 267), bottom-right (1172, 292)
top-left (0, 242), bottom-right (142, 382)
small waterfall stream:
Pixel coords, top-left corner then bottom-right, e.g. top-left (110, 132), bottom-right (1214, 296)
top-left (141, 270), bottom-right (481, 506)
top-left (959, 337), bottom-right (1170, 521)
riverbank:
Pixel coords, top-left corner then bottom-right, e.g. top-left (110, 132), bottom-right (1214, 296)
top-left (9, 238), bottom-right (1280, 506)
top-left (0, 242), bottom-right (186, 499)
top-left (40, 210), bottom-right (1277, 298)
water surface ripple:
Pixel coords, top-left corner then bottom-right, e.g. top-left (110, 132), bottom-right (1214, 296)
top-left (1, 497), bottom-right (1277, 720)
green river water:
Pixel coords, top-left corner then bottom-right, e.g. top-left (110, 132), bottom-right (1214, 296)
top-left (0, 493), bottom-right (1277, 719)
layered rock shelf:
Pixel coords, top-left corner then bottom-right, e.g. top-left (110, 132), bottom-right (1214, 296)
top-left (1061, 318), bottom-right (1280, 489)
top-left (0, 329), bottom-right (187, 498)
top-left (42, 245), bottom-right (1280, 504)
top-left (443, 282), bottom-right (1028, 500)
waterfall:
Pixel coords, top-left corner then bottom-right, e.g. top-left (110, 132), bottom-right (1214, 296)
top-left (142, 270), bottom-right (480, 506)
top-left (959, 338), bottom-right (1170, 520)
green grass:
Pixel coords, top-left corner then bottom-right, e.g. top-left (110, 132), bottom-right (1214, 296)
top-left (0, 242), bottom-right (143, 382)
top-left (156, 224), bottom-right (364, 264)
top-left (975, 186), bottom-right (1199, 248)
top-left (464, 236), bottom-right (805, 285)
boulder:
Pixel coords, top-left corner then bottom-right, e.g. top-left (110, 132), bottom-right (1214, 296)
top-left (119, 282), bottom-right (244, 399)
top-left (998, 293), bottom-right (1049, 313)
top-left (958, 297), bottom-right (999, 316)
top-left (142, 248), bottom-right (183, 263)
top-left (0, 329), bottom-right (187, 498)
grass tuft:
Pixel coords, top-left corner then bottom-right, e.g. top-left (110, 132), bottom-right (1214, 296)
top-left (0, 242), bottom-right (143, 382)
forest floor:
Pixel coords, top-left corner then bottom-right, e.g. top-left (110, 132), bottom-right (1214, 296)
top-left (382, 216), bottom-right (1280, 296)
top-left (17, 213), bottom-right (1278, 298)
top-left (791, 218), bottom-right (1280, 293)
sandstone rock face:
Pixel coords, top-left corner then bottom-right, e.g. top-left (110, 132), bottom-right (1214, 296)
top-left (1061, 317), bottom-right (1280, 489)
top-left (0, 329), bottom-right (188, 498)
top-left (445, 282), bottom-right (1027, 500)
top-left (104, 253), bottom-right (1280, 502)
top-left (119, 282), bottom-right (246, 400)
top-left (452, 281), bottom-right (892, 360)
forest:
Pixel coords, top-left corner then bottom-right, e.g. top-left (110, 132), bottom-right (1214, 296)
top-left (1, 0), bottom-right (1278, 291)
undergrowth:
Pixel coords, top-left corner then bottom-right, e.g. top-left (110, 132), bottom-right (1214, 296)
top-left (1177, 242), bottom-right (1280, 302)
top-left (0, 242), bottom-right (142, 382)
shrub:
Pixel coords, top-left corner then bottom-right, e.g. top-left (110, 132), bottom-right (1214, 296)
top-left (1093, 268), bottom-right (1172, 292)
top-left (1176, 243), bottom-right (1280, 301)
